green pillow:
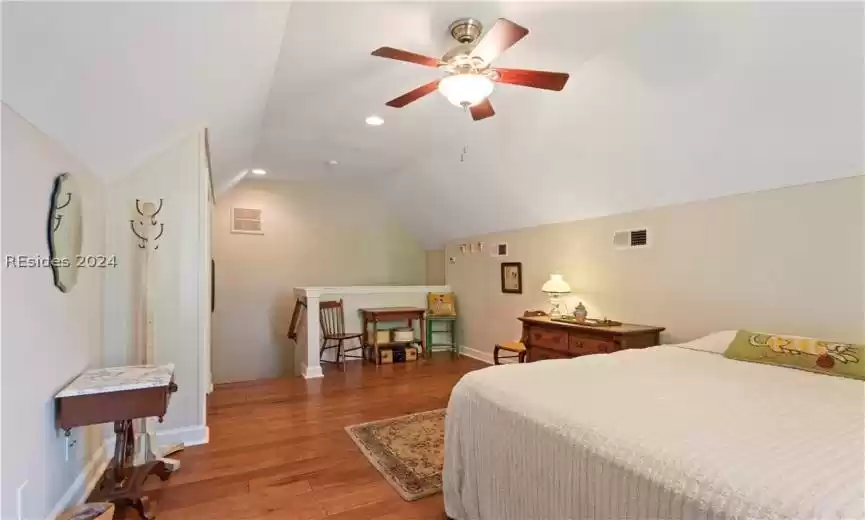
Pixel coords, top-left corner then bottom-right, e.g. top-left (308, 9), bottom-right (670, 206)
top-left (724, 330), bottom-right (865, 381)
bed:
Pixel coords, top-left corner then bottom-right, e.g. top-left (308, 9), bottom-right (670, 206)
top-left (443, 332), bottom-right (865, 520)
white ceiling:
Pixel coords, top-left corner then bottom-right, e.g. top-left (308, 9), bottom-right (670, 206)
top-left (2, 1), bottom-right (291, 184)
top-left (3, 2), bottom-right (863, 247)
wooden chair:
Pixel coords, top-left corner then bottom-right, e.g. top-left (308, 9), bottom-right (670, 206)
top-left (494, 310), bottom-right (547, 365)
top-left (320, 299), bottom-right (364, 371)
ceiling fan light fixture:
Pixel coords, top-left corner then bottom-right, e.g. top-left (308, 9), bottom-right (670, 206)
top-left (437, 73), bottom-right (494, 108)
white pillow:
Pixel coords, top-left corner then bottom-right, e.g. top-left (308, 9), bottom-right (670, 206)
top-left (673, 330), bottom-right (738, 354)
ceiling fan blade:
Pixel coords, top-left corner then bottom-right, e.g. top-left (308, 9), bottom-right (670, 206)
top-left (385, 80), bottom-right (440, 108)
top-left (371, 47), bottom-right (441, 68)
top-left (469, 99), bottom-right (495, 121)
top-left (470, 18), bottom-right (529, 65)
top-left (493, 68), bottom-right (570, 91)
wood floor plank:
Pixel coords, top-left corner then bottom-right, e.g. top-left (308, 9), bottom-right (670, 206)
top-left (118, 354), bottom-right (485, 519)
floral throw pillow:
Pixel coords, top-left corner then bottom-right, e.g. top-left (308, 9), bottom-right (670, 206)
top-left (724, 330), bottom-right (865, 381)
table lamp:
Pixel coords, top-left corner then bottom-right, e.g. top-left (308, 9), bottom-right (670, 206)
top-left (541, 274), bottom-right (571, 317)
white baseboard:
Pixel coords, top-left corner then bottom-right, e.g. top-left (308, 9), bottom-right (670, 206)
top-left (459, 345), bottom-right (494, 365)
top-left (47, 425), bottom-right (208, 519)
top-left (301, 362), bottom-right (323, 379)
top-left (156, 425), bottom-right (210, 447)
top-left (46, 439), bottom-right (111, 520)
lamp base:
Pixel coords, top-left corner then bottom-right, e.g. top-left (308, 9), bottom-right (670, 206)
top-left (548, 298), bottom-right (568, 318)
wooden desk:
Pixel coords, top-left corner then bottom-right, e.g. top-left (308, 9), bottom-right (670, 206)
top-left (518, 316), bottom-right (665, 362)
top-left (360, 307), bottom-right (426, 365)
top-left (56, 365), bottom-right (178, 519)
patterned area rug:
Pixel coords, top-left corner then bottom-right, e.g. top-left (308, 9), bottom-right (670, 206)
top-left (345, 409), bottom-right (445, 501)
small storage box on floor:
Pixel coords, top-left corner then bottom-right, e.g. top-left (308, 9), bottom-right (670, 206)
top-left (367, 329), bottom-right (391, 344)
top-left (392, 327), bottom-right (414, 343)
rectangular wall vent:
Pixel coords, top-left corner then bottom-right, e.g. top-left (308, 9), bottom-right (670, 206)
top-left (231, 207), bottom-right (263, 235)
top-left (613, 228), bottom-right (649, 249)
top-left (491, 242), bottom-right (508, 257)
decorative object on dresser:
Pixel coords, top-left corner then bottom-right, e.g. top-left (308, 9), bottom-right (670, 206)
top-left (518, 314), bottom-right (665, 362)
top-left (500, 262), bottom-right (522, 294)
top-left (494, 310), bottom-right (547, 364)
top-left (319, 299), bottom-right (365, 371)
top-left (360, 307), bottom-right (427, 365)
top-left (541, 274), bottom-right (571, 317)
top-left (55, 364), bottom-right (178, 519)
top-left (571, 301), bottom-right (588, 322)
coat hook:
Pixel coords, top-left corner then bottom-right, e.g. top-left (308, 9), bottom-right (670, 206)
top-left (130, 199), bottom-right (165, 249)
top-left (129, 220), bottom-right (147, 248)
top-left (56, 192), bottom-right (72, 210)
top-left (153, 223), bottom-right (164, 242)
top-left (150, 199), bottom-right (163, 225)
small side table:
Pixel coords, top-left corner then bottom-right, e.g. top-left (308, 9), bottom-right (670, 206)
top-left (56, 364), bottom-right (178, 519)
top-left (359, 307), bottom-right (427, 365)
top-left (425, 315), bottom-right (458, 357)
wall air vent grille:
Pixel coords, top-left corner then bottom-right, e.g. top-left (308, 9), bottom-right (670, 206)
top-left (613, 228), bottom-right (649, 249)
top-left (231, 207), bottom-right (263, 235)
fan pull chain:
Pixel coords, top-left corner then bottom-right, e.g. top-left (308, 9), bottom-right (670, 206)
top-left (460, 145), bottom-right (468, 162)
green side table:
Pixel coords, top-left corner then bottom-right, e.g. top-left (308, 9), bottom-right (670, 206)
top-left (425, 315), bottom-right (458, 357)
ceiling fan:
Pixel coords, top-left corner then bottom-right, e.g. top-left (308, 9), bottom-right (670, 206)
top-left (371, 17), bottom-right (569, 121)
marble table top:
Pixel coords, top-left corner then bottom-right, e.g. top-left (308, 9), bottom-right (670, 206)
top-left (56, 364), bottom-right (174, 398)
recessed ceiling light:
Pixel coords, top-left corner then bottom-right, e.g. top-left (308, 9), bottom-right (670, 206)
top-left (327, 160), bottom-right (339, 166)
top-left (365, 115), bottom-right (384, 126)
top-left (251, 168), bottom-right (267, 175)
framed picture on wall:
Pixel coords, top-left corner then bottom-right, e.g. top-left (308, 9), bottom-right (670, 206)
top-left (501, 262), bottom-right (522, 294)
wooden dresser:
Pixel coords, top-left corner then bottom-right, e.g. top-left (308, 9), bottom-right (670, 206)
top-left (518, 316), bottom-right (665, 362)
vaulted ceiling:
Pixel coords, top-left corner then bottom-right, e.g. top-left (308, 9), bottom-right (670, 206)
top-left (4, 2), bottom-right (862, 247)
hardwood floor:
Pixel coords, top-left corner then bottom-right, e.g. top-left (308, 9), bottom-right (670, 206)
top-left (131, 354), bottom-right (487, 520)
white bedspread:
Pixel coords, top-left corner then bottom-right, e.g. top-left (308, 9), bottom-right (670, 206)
top-left (444, 346), bottom-right (865, 520)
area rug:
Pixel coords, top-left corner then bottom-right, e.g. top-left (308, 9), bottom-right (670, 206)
top-left (345, 408), bottom-right (445, 501)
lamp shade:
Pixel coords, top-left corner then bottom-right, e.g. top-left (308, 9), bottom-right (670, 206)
top-left (437, 73), bottom-right (494, 107)
top-left (541, 274), bottom-right (571, 294)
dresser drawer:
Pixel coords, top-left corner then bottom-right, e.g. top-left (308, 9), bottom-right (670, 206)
top-left (568, 335), bottom-right (616, 356)
top-left (528, 327), bottom-right (569, 353)
top-left (528, 347), bottom-right (569, 362)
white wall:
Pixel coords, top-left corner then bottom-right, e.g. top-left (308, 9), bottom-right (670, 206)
top-left (1, 104), bottom-right (106, 519)
top-left (447, 177), bottom-right (865, 362)
top-left (213, 179), bottom-right (426, 383)
top-left (103, 129), bottom-right (210, 444)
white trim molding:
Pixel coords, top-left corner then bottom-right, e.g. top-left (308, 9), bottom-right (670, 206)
top-left (46, 440), bottom-right (111, 520)
top-left (300, 362), bottom-right (323, 379)
top-left (459, 345), bottom-right (494, 365)
top-left (156, 425), bottom-right (209, 447)
top-left (294, 285), bottom-right (450, 298)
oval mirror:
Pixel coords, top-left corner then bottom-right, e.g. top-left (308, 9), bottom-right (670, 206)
top-left (47, 173), bottom-right (82, 292)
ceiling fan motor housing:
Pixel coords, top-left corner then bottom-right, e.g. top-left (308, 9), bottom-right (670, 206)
top-left (448, 18), bottom-right (483, 44)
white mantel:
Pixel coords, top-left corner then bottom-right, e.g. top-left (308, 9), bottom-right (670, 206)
top-left (293, 285), bottom-right (449, 379)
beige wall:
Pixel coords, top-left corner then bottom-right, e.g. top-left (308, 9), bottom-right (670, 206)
top-left (447, 177), bottom-right (864, 360)
top-left (213, 180), bottom-right (426, 383)
top-left (425, 250), bottom-right (446, 285)
top-left (1, 104), bottom-right (106, 519)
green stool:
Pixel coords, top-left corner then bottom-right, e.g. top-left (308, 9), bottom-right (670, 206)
top-left (425, 315), bottom-right (458, 357)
